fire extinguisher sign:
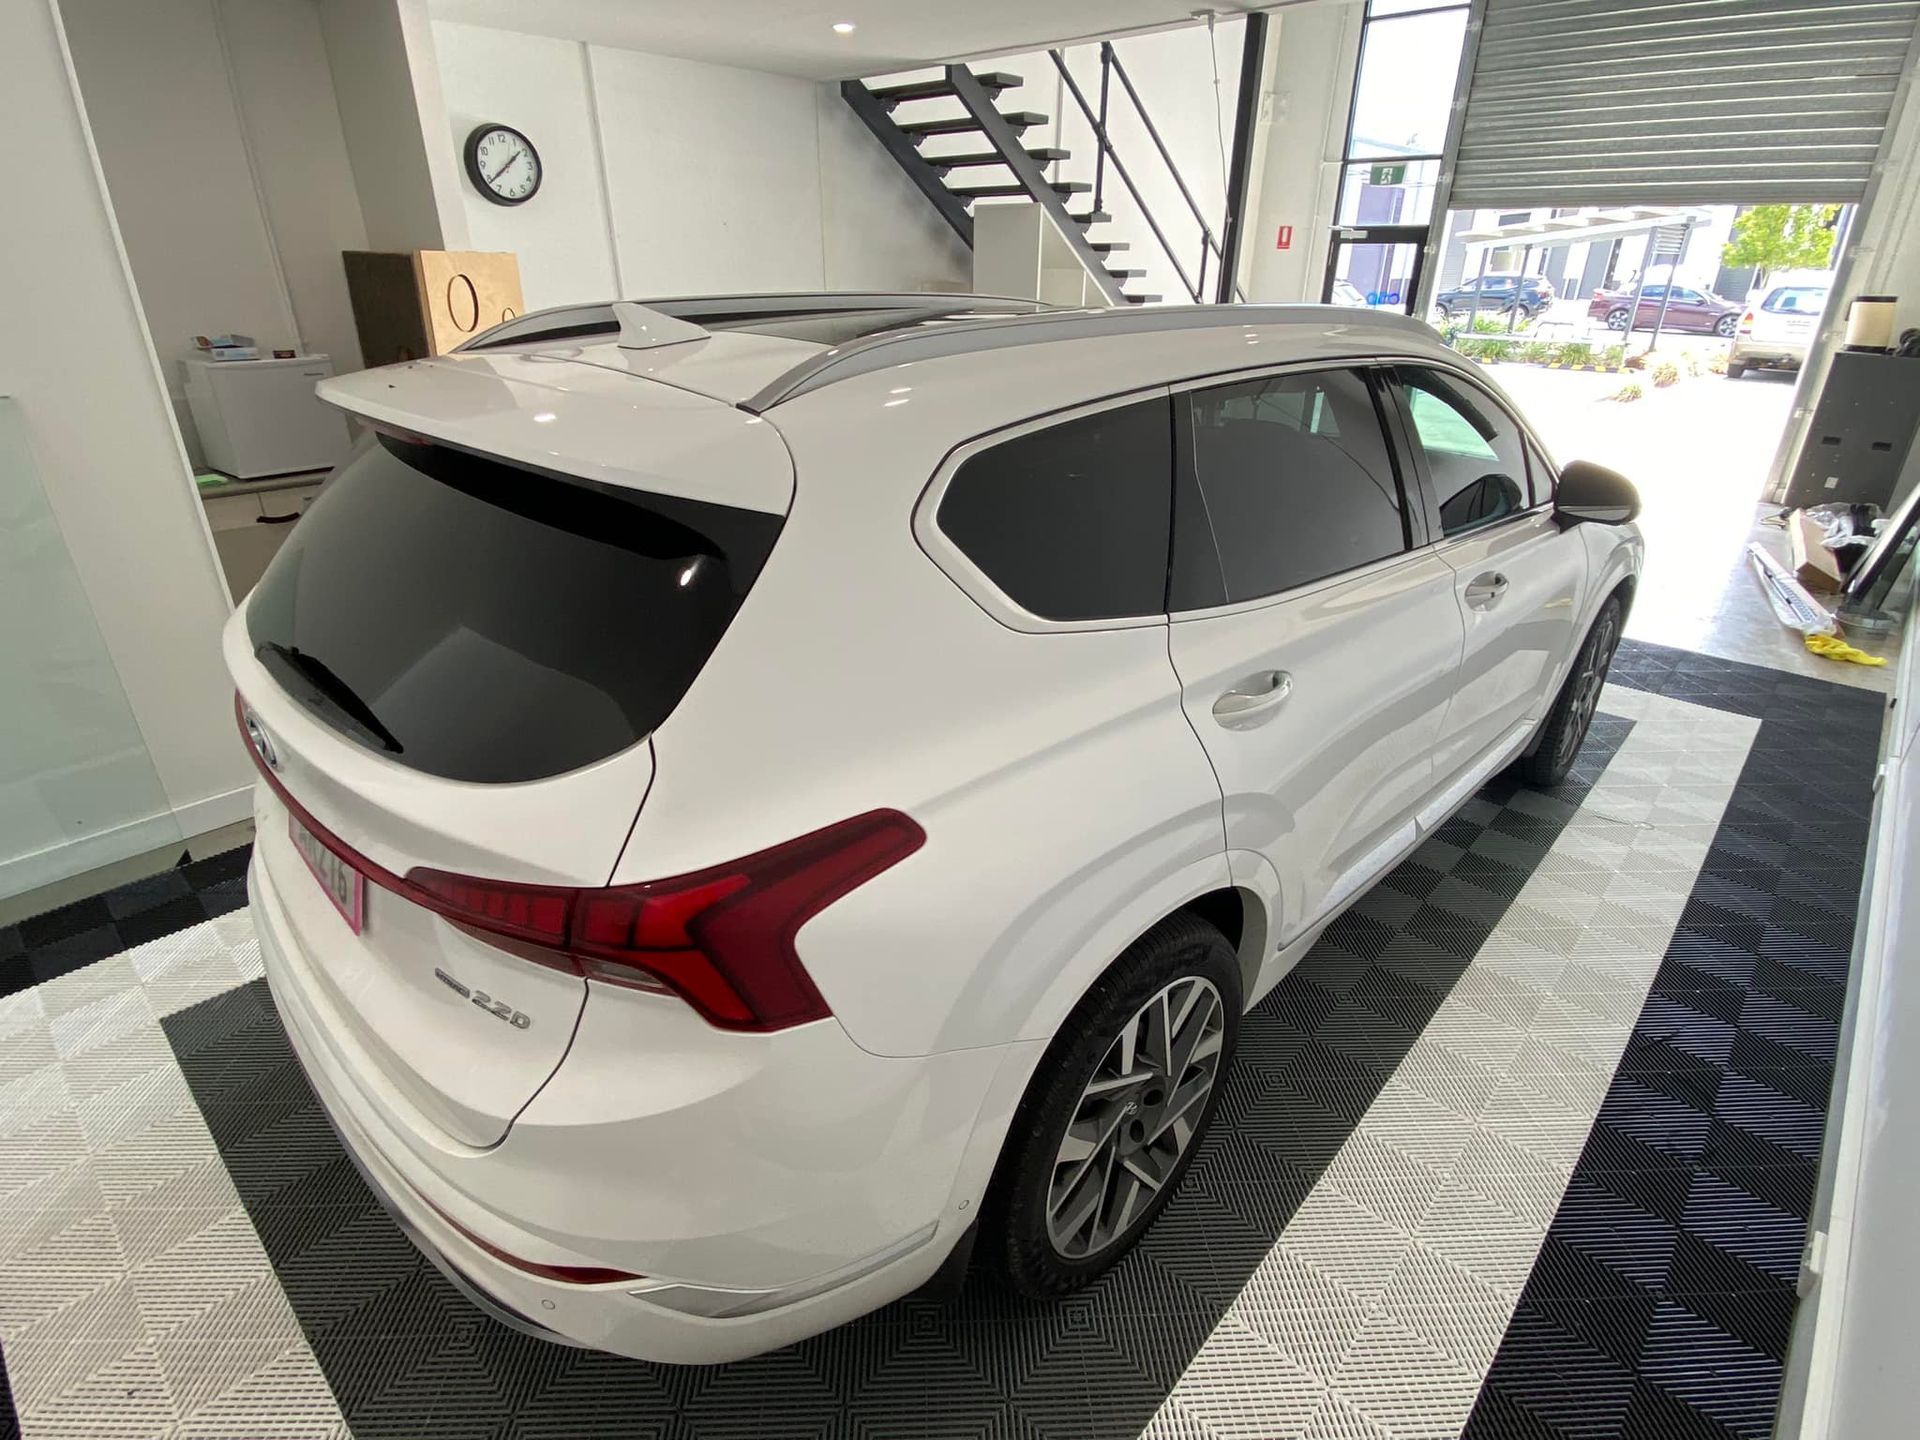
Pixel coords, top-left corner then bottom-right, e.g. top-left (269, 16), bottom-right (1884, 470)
top-left (1275, 225), bottom-right (1294, 250)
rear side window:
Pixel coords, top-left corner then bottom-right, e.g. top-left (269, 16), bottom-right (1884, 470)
top-left (1393, 366), bottom-right (1530, 538)
top-left (246, 434), bottom-right (782, 783)
top-left (1179, 367), bottom-right (1409, 605)
top-left (938, 397), bottom-right (1172, 622)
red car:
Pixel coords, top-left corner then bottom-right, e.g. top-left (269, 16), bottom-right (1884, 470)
top-left (1587, 282), bottom-right (1742, 337)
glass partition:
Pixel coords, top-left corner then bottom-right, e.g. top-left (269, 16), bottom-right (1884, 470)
top-left (0, 396), bottom-right (180, 903)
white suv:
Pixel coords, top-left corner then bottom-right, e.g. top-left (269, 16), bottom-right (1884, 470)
top-left (227, 294), bottom-right (1642, 1364)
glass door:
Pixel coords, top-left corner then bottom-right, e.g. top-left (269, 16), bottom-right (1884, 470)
top-left (1323, 225), bottom-right (1428, 315)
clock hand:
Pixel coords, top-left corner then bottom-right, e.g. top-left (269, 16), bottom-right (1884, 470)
top-left (486, 150), bottom-right (523, 185)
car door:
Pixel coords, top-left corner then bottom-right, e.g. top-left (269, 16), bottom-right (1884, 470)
top-left (1669, 286), bottom-right (1709, 330)
top-left (1383, 364), bottom-right (1587, 797)
top-left (1636, 284), bottom-right (1667, 329)
top-left (1165, 365), bottom-right (1465, 947)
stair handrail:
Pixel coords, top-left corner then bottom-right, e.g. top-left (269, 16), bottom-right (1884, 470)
top-left (1049, 44), bottom-right (1243, 304)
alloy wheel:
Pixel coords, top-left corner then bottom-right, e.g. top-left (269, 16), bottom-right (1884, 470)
top-left (1607, 310), bottom-right (1629, 331)
top-left (1557, 608), bottom-right (1619, 769)
top-left (1045, 975), bottom-right (1225, 1259)
top-left (1716, 314), bottom-right (1738, 337)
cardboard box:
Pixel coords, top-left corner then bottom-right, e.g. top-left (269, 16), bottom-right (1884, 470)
top-left (1789, 508), bottom-right (1848, 593)
top-left (343, 250), bottom-right (524, 366)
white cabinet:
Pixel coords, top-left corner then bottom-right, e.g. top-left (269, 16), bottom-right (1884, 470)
top-left (185, 355), bottom-right (351, 479)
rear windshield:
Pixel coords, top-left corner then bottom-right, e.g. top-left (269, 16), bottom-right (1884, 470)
top-left (246, 433), bottom-right (782, 783)
top-left (1762, 287), bottom-right (1827, 314)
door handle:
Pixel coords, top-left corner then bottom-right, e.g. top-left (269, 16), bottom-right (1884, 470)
top-left (1464, 571), bottom-right (1509, 609)
top-left (1212, 670), bottom-right (1292, 728)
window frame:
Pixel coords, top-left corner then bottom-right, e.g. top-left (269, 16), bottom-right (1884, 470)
top-left (915, 386), bottom-right (1176, 635)
top-left (1166, 360), bottom-right (1430, 621)
top-left (1377, 360), bottom-right (1560, 543)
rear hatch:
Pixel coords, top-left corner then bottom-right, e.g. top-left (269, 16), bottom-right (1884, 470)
top-left (227, 353), bottom-right (793, 1147)
top-left (1751, 285), bottom-right (1826, 347)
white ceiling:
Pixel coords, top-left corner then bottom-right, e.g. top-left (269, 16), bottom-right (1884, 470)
top-left (426, 0), bottom-right (1264, 80)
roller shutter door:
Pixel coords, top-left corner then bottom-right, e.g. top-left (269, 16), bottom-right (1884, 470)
top-left (1454, 0), bottom-right (1920, 208)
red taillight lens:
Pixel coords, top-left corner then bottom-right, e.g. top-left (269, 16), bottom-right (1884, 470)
top-left (235, 691), bottom-right (923, 1031)
top-left (408, 811), bottom-right (925, 1031)
top-left (1739, 310), bottom-right (1755, 333)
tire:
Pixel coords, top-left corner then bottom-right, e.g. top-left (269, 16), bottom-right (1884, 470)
top-left (1518, 596), bottom-right (1623, 787)
top-left (1715, 314), bottom-right (1739, 338)
top-left (1605, 308), bottom-right (1630, 332)
top-left (1726, 361), bottom-right (1748, 379)
top-left (985, 913), bottom-right (1241, 1298)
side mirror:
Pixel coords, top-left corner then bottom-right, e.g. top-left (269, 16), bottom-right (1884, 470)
top-left (1555, 459), bottom-right (1640, 526)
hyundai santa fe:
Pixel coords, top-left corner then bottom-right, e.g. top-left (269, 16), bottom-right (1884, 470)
top-left (227, 294), bottom-right (1643, 1364)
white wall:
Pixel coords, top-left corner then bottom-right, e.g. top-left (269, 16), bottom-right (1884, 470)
top-left (1242, 0), bottom-right (1363, 303)
top-left (319, 0), bottom-right (466, 252)
top-left (2, 0), bottom-right (250, 888)
top-left (428, 19), bottom-right (971, 304)
top-left (436, 21), bottom-right (620, 307)
top-left (217, 0), bottom-right (370, 377)
top-left (62, 0), bottom-right (297, 462)
top-left (61, 0), bottom-right (370, 464)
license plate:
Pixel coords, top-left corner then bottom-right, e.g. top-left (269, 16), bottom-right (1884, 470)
top-left (290, 813), bottom-right (365, 934)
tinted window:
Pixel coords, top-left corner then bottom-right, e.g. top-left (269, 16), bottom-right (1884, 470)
top-left (247, 434), bottom-right (781, 783)
top-left (1395, 367), bottom-right (1529, 537)
top-left (1182, 368), bottom-right (1408, 604)
top-left (939, 397), bottom-right (1171, 622)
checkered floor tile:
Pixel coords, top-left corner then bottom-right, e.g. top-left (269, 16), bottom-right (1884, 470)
top-left (0, 640), bottom-right (1884, 1439)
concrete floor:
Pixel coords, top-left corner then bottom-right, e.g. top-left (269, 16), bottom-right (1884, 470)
top-left (1489, 361), bottom-right (1902, 694)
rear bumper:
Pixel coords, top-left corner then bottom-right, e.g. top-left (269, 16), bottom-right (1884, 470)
top-left (1730, 337), bottom-right (1808, 367)
top-left (250, 854), bottom-right (1008, 1364)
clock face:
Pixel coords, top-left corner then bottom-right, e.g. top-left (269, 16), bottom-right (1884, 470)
top-left (465, 124), bottom-right (541, 206)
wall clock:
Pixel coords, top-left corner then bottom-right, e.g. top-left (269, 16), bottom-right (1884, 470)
top-left (464, 123), bottom-right (542, 206)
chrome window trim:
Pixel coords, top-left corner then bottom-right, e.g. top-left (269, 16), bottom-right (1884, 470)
top-left (913, 387), bottom-right (1175, 636)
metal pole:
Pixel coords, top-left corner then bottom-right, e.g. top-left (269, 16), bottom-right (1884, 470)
top-left (1645, 219), bottom-right (1687, 354)
top-left (1414, 0), bottom-right (1489, 319)
top-left (1214, 12), bottom-right (1269, 303)
top-left (1094, 48), bottom-right (1110, 216)
top-left (1505, 242), bottom-right (1532, 333)
top-left (1467, 244), bottom-right (1489, 332)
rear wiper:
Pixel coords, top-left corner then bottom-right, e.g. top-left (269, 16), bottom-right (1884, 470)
top-left (256, 642), bottom-right (405, 755)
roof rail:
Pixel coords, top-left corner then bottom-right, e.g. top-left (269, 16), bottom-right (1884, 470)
top-left (456, 292), bottom-right (1048, 353)
top-left (741, 304), bottom-right (1441, 411)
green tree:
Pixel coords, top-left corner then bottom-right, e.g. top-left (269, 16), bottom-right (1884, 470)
top-left (1721, 204), bottom-right (1840, 290)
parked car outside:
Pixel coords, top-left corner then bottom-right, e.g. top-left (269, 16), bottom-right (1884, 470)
top-left (1434, 273), bottom-right (1556, 322)
top-left (1329, 278), bottom-right (1369, 308)
top-left (1587, 281), bottom-right (1743, 337)
top-left (1729, 283), bottom-right (1827, 377)
top-left (227, 294), bottom-right (1643, 1365)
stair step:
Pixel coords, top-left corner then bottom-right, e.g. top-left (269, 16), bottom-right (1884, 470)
top-left (1124, 294), bottom-right (1164, 305)
top-left (930, 148), bottom-right (1071, 168)
top-left (1106, 267), bottom-right (1147, 278)
top-left (1067, 210), bottom-right (1113, 225)
top-left (867, 71), bottom-right (1021, 103)
top-left (949, 180), bottom-right (1092, 200)
top-left (1090, 241), bottom-right (1130, 253)
top-left (899, 111), bottom-right (1047, 137)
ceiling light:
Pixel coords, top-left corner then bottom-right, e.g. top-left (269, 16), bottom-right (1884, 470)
top-left (832, 22), bottom-right (856, 35)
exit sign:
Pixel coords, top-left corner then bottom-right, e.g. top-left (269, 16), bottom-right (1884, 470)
top-left (1368, 163), bottom-right (1408, 186)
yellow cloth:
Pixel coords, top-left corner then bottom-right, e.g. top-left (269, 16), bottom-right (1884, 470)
top-left (1805, 632), bottom-right (1888, 667)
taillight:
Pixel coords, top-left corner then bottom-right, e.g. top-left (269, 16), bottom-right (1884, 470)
top-left (235, 691), bottom-right (922, 1031)
top-left (1739, 311), bottom-right (1755, 334)
top-left (410, 812), bottom-right (924, 1031)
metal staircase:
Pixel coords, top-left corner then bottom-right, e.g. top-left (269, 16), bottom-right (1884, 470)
top-left (842, 64), bottom-right (1158, 306)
